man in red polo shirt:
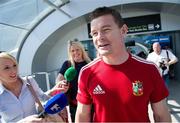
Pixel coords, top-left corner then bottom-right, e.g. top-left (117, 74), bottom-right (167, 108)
top-left (75, 6), bottom-right (171, 122)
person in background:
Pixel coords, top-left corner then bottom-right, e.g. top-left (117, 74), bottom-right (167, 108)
top-left (146, 42), bottom-right (178, 87)
top-left (0, 52), bottom-right (64, 123)
top-left (75, 6), bottom-right (171, 122)
top-left (55, 39), bottom-right (91, 122)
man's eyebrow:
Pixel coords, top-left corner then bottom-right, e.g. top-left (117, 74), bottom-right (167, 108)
top-left (101, 25), bottom-right (111, 28)
top-left (91, 24), bottom-right (112, 32)
top-left (91, 25), bottom-right (111, 31)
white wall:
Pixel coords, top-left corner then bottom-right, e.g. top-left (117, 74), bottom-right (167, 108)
top-left (161, 12), bottom-right (180, 31)
top-left (18, 0), bottom-right (126, 75)
top-left (18, 0), bottom-right (180, 76)
top-left (44, 9), bottom-right (180, 74)
top-left (46, 17), bottom-right (89, 71)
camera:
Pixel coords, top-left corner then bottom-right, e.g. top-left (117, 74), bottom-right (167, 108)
top-left (159, 61), bottom-right (167, 70)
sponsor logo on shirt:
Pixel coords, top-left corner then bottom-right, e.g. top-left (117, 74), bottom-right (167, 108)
top-left (132, 80), bottom-right (143, 96)
top-left (93, 85), bottom-right (105, 94)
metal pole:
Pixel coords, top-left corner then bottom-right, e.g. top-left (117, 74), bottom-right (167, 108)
top-left (43, 0), bottom-right (72, 18)
top-left (36, 72), bottom-right (50, 90)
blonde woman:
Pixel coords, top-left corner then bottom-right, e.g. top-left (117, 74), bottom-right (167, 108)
top-left (0, 52), bottom-right (64, 123)
top-left (55, 39), bottom-right (91, 122)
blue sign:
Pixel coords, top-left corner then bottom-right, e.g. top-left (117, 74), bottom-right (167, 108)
top-left (145, 36), bottom-right (170, 47)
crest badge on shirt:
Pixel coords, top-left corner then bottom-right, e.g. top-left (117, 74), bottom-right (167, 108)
top-left (132, 80), bottom-right (143, 96)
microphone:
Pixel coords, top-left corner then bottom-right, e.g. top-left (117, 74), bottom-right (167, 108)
top-left (38, 93), bottom-right (68, 118)
top-left (51, 67), bottom-right (77, 96)
top-left (64, 66), bottom-right (77, 82)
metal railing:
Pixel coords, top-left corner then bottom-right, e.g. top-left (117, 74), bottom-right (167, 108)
top-left (22, 69), bottom-right (59, 91)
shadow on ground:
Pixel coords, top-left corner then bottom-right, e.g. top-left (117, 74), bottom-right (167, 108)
top-left (168, 79), bottom-right (180, 122)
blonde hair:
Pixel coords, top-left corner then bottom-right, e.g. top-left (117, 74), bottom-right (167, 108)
top-left (67, 40), bottom-right (91, 67)
top-left (0, 52), bottom-right (18, 65)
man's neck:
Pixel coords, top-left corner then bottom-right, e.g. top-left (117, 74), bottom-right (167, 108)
top-left (102, 52), bottom-right (129, 65)
top-left (155, 50), bottom-right (161, 55)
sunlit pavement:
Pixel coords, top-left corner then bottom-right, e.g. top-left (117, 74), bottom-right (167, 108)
top-left (168, 79), bottom-right (180, 122)
top-left (149, 79), bottom-right (180, 122)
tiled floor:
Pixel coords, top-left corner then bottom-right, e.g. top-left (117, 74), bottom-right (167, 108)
top-left (168, 79), bottom-right (180, 122)
top-left (149, 79), bottom-right (180, 122)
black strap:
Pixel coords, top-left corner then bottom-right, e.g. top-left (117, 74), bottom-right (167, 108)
top-left (166, 50), bottom-right (170, 61)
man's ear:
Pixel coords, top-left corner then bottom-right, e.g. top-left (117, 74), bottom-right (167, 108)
top-left (121, 24), bottom-right (128, 35)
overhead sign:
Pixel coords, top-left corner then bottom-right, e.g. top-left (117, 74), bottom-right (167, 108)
top-left (144, 35), bottom-right (170, 47)
top-left (124, 14), bottom-right (161, 34)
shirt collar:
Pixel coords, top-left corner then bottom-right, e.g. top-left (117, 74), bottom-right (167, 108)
top-left (0, 77), bottom-right (27, 95)
top-left (0, 82), bottom-right (6, 95)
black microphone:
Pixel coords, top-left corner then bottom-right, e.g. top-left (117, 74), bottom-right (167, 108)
top-left (38, 93), bottom-right (68, 118)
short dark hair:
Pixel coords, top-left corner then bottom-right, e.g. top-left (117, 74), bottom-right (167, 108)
top-left (89, 6), bottom-right (124, 27)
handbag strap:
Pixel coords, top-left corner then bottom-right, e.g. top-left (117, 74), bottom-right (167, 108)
top-left (26, 76), bottom-right (44, 112)
top-left (166, 50), bottom-right (170, 61)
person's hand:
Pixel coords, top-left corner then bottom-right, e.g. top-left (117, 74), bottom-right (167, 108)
top-left (17, 115), bottom-right (46, 123)
top-left (17, 114), bottom-right (66, 123)
top-left (164, 61), bottom-right (170, 66)
top-left (52, 80), bottom-right (70, 93)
